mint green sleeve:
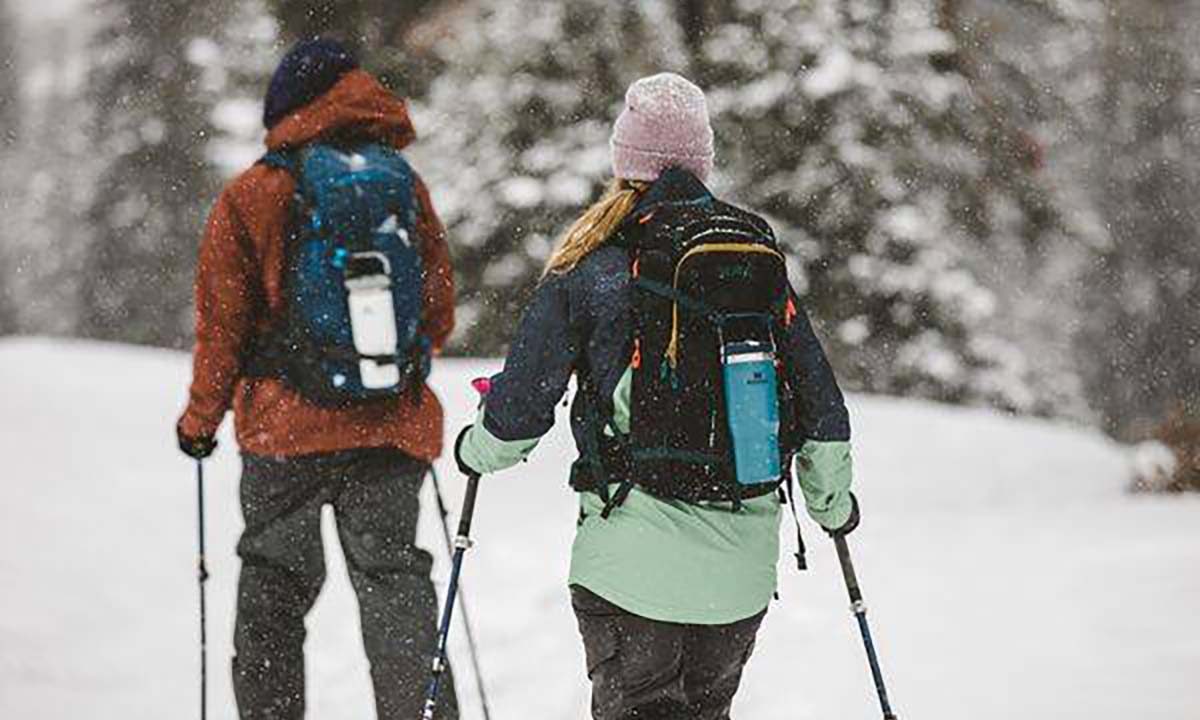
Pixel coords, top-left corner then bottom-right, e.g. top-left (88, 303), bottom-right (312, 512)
top-left (795, 440), bottom-right (854, 530)
top-left (457, 410), bottom-right (541, 475)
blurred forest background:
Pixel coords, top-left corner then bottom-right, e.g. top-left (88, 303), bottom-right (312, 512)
top-left (0, 0), bottom-right (1196, 486)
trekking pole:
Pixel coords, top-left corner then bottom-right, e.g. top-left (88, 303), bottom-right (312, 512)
top-left (195, 460), bottom-right (210, 720)
top-left (421, 471), bottom-right (483, 720)
top-left (429, 466), bottom-right (493, 720)
top-left (833, 534), bottom-right (897, 720)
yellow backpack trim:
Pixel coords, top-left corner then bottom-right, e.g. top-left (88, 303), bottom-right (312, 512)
top-left (665, 243), bottom-right (786, 368)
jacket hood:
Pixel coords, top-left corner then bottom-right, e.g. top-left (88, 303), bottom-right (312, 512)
top-left (264, 69), bottom-right (416, 152)
top-left (634, 167), bottom-right (713, 210)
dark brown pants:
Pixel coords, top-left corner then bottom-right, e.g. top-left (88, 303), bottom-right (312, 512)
top-left (571, 585), bottom-right (765, 720)
top-left (232, 448), bottom-right (458, 719)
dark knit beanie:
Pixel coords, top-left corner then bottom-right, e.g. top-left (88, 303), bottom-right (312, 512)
top-left (263, 38), bottom-right (359, 129)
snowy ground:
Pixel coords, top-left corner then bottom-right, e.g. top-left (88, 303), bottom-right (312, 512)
top-left (1, 337), bottom-right (1197, 720)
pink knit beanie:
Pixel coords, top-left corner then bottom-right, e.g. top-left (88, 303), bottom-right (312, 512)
top-left (610, 73), bottom-right (715, 183)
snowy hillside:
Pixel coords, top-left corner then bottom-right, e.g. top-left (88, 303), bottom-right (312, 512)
top-left (0, 338), bottom-right (1197, 719)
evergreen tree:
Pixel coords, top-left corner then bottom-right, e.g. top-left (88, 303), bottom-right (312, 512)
top-left (264, 0), bottom-right (446, 96)
top-left (410, 0), bottom-right (690, 354)
top-left (80, 0), bottom-right (233, 347)
top-left (1, 7), bottom-right (95, 340)
top-left (415, 0), bottom-right (1078, 414)
top-left (202, 0), bottom-right (279, 177)
top-left (0, 0), bottom-right (19, 334)
top-left (0, 0), bottom-right (15, 150)
top-left (692, 0), bottom-right (1076, 412)
top-left (1081, 0), bottom-right (1200, 437)
top-left (938, 0), bottom-right (1101, 421)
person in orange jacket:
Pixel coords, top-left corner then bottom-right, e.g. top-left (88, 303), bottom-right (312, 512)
top-left (176, 38), bottom-right (458, 719)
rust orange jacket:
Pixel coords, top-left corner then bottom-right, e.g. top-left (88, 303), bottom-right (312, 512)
top-left (177, 70), bottom-right (454, 460)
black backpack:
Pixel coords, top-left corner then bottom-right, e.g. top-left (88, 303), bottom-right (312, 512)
top-left (585, 190), bottom-right (802, 512)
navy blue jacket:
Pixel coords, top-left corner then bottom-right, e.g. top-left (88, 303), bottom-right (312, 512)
top-left (482, 171), bottom-right (850, 467)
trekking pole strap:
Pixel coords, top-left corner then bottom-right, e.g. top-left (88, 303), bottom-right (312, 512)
top-left (782, 473), bottom-right (808, 571)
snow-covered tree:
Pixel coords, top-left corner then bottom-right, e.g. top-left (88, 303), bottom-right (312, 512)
top-left (0, 0), bottom-right (19, 334)
top-left (0, 8), bottom-right (96, 340)
top-left (198, 0), bottom-right (279, 177)
top-left (942, 0), bottom-right (1103, 421)
top-left (0, 0), bottom-right (15, 149)
top-left (264, 0), bottom-right (446, 96)
top-left (694, 0), bottom-right (1078, 412)
top-left (80, 0), bottom-right (233, 347)
top-left (1079, 0), bottom-right (1200, 438)
top-left (266, 0), bottom-right (439, 46)
top-left (411, 0), bottom-right (690, 354)
top-left (413, 0), bottom-right (1081, 415)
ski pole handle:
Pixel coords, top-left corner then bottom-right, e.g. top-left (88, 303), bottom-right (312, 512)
top-left (834, 534), bottom-right (863, 607)
top-left (456, 473), bottom-right (481, 541)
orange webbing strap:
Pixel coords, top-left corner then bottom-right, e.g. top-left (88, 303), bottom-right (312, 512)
top-left (631, 254), bottom-right (642, 370)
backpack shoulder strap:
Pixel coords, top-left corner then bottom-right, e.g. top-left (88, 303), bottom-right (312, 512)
top-left (258, 147), bottom-right (316, 233)
top-left (259, 148), bottom-right (297, 174)
top-left (258, 146), bottom-right (318, 191)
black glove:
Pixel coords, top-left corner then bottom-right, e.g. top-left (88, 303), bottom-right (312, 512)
top-left (454, 425), bottom-right (480, 477)
top-left (825, 492), bottom-right (860, 537)
top-left (177, 426), bottom-right (217, 460)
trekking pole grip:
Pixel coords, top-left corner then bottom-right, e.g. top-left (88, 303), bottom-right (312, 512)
top-left (456, 473), bottom-right (481, 542)
top-left (834, 534), bottom-right (863, 608)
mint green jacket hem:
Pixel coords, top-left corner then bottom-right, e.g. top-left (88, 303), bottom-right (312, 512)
top-left (568, 484), bottom-right (780, 625)
top-left (568, 576), bottom-right (773, 626)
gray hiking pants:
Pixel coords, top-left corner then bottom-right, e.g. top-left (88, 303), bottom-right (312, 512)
top-left (232, 448), bottom-right (458, 719)
top-left (571, 585), bottom-right (764, 720)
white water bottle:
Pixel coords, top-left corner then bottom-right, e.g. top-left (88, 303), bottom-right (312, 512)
top-left (345, 252), bottom-right (401, 389)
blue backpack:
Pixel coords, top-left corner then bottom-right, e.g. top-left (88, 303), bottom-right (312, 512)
top-left (249, 142), bottom-right (429, 406)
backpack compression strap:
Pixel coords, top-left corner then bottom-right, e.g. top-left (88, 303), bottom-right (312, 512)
top-left (781, 468), bottom-right (808, 571)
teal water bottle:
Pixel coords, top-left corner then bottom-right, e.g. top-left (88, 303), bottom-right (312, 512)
top-left (722, 340), bottom-right (782, 486)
